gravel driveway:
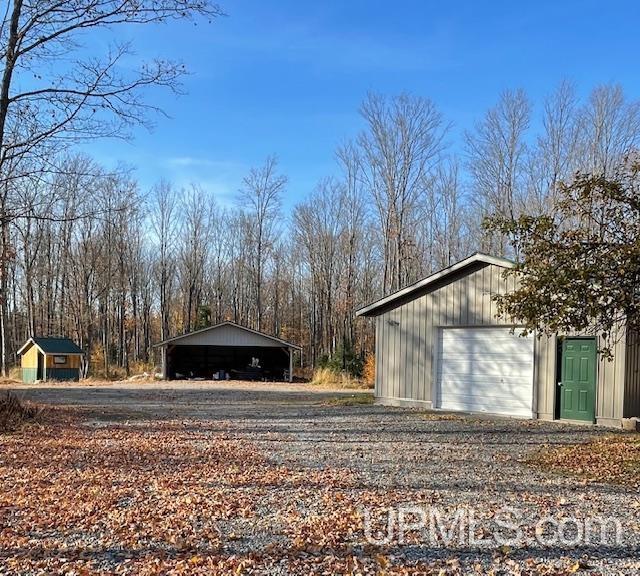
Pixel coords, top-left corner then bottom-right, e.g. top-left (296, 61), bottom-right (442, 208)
top-left (5, 381), bottom-right (640, 574)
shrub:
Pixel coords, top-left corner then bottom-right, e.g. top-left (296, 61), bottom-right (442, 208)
top-left (129, 360), bottom-right (156, 377)
top-left (0, 391), bottom-right (41, 432)
top-left (318, 343), bottom-right (364, 378)
top-left (362, 352), bottom-right (375, 389)
top-left (89, 343), bottom-right (105, 375)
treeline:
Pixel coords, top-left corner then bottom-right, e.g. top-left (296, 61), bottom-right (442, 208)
top-left (4, 82), bottom-right (640, 377)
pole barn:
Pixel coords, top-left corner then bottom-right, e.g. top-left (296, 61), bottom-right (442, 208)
top-left (154, 322), bottom-right (301, 382)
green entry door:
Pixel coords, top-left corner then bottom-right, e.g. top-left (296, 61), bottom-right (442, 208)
top-left (560, 338), bottom-right (597, 422)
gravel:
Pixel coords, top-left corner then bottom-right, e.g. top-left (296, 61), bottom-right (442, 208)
top-left (13, 381), bottom-right (640, 574)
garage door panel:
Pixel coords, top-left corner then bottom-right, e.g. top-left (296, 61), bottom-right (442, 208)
top-left (439, 360), bottom-right (534, 379)
top-left (440, 377), bottom-right (533, 397)
top-left (440, 395), bottom-right (532, 416)
top-left (441, 389), bottom-right (533, 405)
top-left (437, 328), bottom-right (534, 418)
top-left (440, 349), bottom-right (533, 359)
top-left (440, 334), bottom-right (529, 356)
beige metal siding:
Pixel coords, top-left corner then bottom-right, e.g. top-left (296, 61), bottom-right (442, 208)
top-left (597, 329), bottom-right (626, 422)
top-left (375, 263), bottom-right (518, 405)
top-left (534, 333), bottom-right (556, 419)
top-left (374, 262), bottom-right (628, 423)
top-left (537, 330), bottom-right (626, 423)
top-left (171, 324), bottom-right (290, 348)
top-left (624, 329), bottom-right (640, 418)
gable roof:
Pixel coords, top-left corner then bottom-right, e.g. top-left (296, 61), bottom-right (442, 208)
top-left (355, 252), bottom-right (516, 318)
top-left (153, 321), bottom-right (302, 350)
top-left (17, 337), bottom-right (84, 356)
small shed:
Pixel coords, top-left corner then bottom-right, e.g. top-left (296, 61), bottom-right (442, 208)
top-left (18, 337), bottom-right (84, 383)
top-left (356, 252), bottom-right (640, 427)
top-left (154, 321), bottom-right (301, 382)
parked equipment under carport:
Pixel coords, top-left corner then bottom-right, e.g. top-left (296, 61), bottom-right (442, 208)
top-left (154, 322), bottom-right (301, 382)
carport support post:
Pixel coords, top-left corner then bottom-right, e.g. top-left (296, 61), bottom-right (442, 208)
top-left (161, 346), bottom-right (167, 380)
top-left (289, 347), bottom-right (293, 383)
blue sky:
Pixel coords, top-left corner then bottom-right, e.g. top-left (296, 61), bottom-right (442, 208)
top-left (87, 0), bottom-right (640, 209)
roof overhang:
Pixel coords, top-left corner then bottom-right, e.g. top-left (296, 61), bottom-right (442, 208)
top-left (16, 338), bottom-right (36, 356)
top-left (355, 252), bottom-right (516, 318)
top-left (153, 321), bottom-right (302, 351)
top-left (17, 338), bottom-right (84, 356)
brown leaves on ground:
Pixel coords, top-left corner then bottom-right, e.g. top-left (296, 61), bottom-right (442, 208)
top-left (0, 413), bottom-right (611, 575)
top-left (528, 434), bottom-right (640, 488)
top-left (0, 413), bottom-right (356, 575)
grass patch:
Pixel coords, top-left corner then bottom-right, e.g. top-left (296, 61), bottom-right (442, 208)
top-left (0, 391), bottom-right (43, 432)
top-left (324, 393), bottom-right (374, 406)
top-left (310, 367), bottom-right (372, 390)
top-left (528, 434), bottom-right (640, 488)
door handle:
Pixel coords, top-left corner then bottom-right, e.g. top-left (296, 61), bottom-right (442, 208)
top-left (558, 382), bottom-right (563, 387)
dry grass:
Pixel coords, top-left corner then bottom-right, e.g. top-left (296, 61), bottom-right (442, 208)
top-left (324, 393), bottom-right (375, 406)
top-left (0, 377), bottom-right (22, 387)
top-left (420, 411), bottom-right (467, 421)
top-left (310, 367), bottom-right (373, 390)
top-left (0, 391), bottom-right (43, 432)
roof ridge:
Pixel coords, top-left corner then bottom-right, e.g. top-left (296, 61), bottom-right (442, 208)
top-left (153, 321), bottom-right (302, 350)
top-left (355, 252), bottom-right (515, 317)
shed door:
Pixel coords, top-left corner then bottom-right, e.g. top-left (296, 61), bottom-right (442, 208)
top-left (436, 327), bottom-right (534, 418)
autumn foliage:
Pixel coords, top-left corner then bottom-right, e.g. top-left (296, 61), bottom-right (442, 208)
top-left (484, 155), bottom-right (640, 357)
top-left (362, 352), bottom-right (375, 389)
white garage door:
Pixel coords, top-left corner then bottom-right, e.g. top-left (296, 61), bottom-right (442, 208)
top-left (436, 327), bottom-right (534, 418)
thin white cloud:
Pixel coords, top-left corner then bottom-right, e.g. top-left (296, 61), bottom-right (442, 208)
top-left (167, 157), bottom-right (245, 170)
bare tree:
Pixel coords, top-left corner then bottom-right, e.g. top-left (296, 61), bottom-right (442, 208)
top-left (294, 178), bottom-right (345, 361)
top-left (150, 180), bottom-right (178, 342)
top-left (430, 158), bottom-right (468, 269)
top-left (0, 0), bottom-right (222, 375)
top-left (578, 84), bottom-right (640, 176)
top-left (465, 89), bottom-right (531, 256)
top-left (527, 80), bottom-right (580, 212)
top-left (357, 93), bottom-right (449, 293)
top-left (4, 81), bottom-right (640, 382)
top-left (336, 142), bottom-right (367, 347)
top-left (178, 185), bottom-right (213, 333)
top-left (0, 1), bottom-right (222, 172)
top-left (238, 156), bottom-right (286, 331)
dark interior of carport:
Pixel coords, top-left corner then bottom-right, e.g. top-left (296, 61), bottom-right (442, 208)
top-left (166, 345), bottom-right (290, 380)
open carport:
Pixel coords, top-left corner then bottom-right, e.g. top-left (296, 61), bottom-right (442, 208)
top-left (154, 321), bottom-right (301, 382)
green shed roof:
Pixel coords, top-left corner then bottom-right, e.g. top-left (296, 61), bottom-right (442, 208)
top-left (18, 337), bottom-right (83, 356)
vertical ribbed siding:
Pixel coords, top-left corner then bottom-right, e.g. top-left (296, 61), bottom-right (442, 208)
top-left (375, 263), bottom-right (524, 404)
top-left (46, 368), bottom-right (80, 381)
top-left (534, 333), bottom-right (556, 419)
top-left (624, 329), bottom-right (640, 418)
top-left (593, 328), bottom-right (626, 421)
top-left (373, 262), bottom-right (631, 422)
top-left (535, 331), bottom-right (627, 422)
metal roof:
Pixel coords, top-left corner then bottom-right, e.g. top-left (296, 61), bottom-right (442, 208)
top-left (355, 252), bottom-right (516, 317)
top-left (17, 337), bottom-right (84, 356)
top-left (153, 321), bottom-right (302, 350)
